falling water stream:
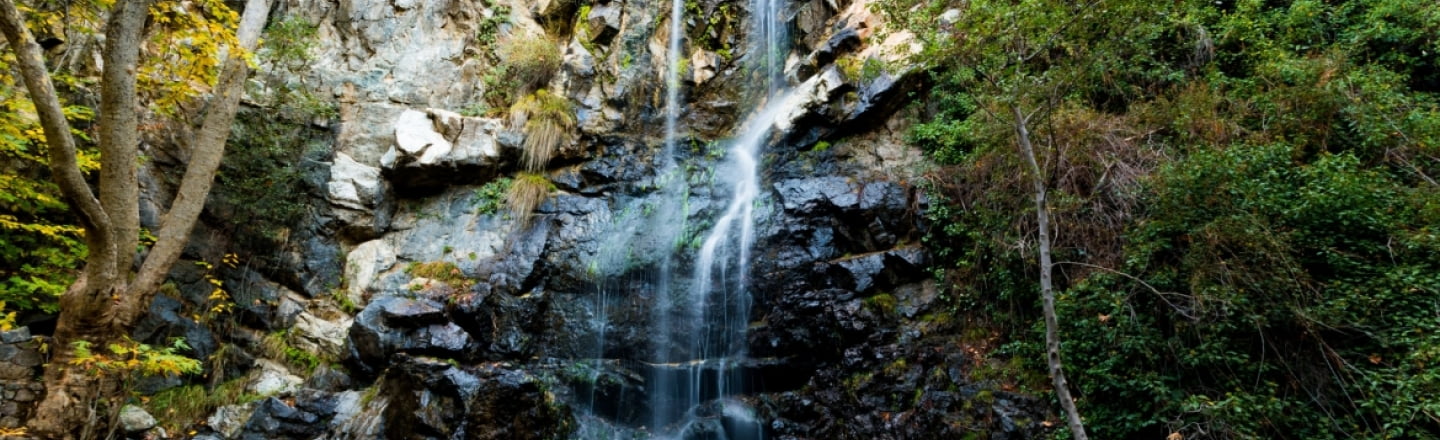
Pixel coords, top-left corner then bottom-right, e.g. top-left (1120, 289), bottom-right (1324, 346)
top-left (577, 0), bottom-right (793, 438)
top-left (645, 0), bottom-right (791, 437)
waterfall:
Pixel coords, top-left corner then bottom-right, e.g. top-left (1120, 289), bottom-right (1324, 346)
top-left (574, 0), bottom-right (794, 437)
top-left (643, 0), bottom-right (791, 438)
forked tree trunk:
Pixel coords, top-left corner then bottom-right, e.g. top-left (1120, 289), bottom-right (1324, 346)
top-left (0, 0), bottom-right (270, 436)
top-left (1012, 105), bottom-right (1090, 440)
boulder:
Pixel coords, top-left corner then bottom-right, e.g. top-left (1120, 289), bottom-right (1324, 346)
top-left (344, 239), bottom-right (396, 307)
top-left (381, 109), bottom-right (511, 192)
top-left (326, 152), bottom-right (393, 241)
top-left (208, 402), bottom-right (258, 439)
top-left (247, 359), bottom-right (303, 396)
top-left (0, 328), bottom-right (29, 344)
top-left (237, 391), bottom-right (344, 440)
top-left (349, 295), bottom-right (476, 374)
top-left (691, 50), bottom-right (722, 85)
top-left (289, 311), bottom-right (353, 359)
top-left (119, 405), bottom-right (156, 433)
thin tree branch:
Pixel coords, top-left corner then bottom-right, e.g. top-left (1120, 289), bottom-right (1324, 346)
top-left (123, 0), bottom-right (272, 324)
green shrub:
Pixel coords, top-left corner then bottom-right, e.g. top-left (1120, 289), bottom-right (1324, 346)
top-left (474, 177), bottom-right (514, 215)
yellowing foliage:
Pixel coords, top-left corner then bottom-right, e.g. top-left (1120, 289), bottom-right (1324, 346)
top-left (139, 0), bottom-right (246, 117)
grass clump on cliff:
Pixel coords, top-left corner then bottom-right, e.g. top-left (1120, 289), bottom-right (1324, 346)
top-left (510, 90), bottom-right (575, 172)
top-left (483, 35), bottom-right (562, 110)
top-left (506, 173), bottom-right (555, 226)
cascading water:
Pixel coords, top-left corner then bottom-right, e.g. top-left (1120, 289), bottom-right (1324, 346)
top-left (643, 0), bottom-right (791, 438)
top-left (574, 0), bottom-right (795, 437)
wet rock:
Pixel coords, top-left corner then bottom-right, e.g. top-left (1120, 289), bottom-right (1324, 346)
top-left (119, 405), bottom-right (156, 433)
top-left (826, 246), bottom-right (927, 294)
top-left (364, 357), bottom-right (575, 438)
top-left (809, 27), bottom-right (862, 69)
top-left (773, 176), bottom-right (858, 213)
top-left (462, 364), bottom-right (575, 440)
top-left (225, 269), bottom-right (296, 331)
top-left (349, 295), bottom-right (476, 374)
top-left (133, 295), bottom-right (217, 361)
top-left (379, 297), bottom-right (448, 327)
top-left (237, 391), bottom-right (343, 440)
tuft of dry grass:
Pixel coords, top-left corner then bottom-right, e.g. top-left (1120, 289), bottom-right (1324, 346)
top-left (506, 173), bottom-right (555, 226)
top-left (497, 35), bottom-right (562, 94)
top-left (510, 90), bottom-right (575, 172)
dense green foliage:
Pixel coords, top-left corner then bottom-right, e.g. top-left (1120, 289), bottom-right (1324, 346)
top-left (895, 0), bottom-right (1440, 437)
top-left (0, 3), bottom-right (103, 317)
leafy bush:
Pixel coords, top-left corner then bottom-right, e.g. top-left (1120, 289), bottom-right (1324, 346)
top-left (898, 0), bottom-right (1440, 438)
top-left (1022, 144), bottom-right (1440, 438)
top-left (474, 177), bottom-right (514, 215)
top-left (0, 57), bottom-right (97, 316)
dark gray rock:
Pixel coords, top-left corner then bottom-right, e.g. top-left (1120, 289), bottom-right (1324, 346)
top-left (237, 391), bottom-right (341, 440)
top-left (587, 4), bottom-right (621, 45)
top-left (133, 295), bottom-right (217, 361)
top-left (0, 328), bottom-right (30, 344)
top-left (349, 295), bottom-right (476, 375)
top-left (369, 357), bottom-right (573, 440)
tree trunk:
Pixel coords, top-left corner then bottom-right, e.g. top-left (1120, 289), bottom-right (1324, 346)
top-left (1013, 105), bottom-right (1090, 440)
top-left (1, 0), bottom-right (271, 435)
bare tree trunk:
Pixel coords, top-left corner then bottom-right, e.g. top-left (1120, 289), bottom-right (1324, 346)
top-left (1, 0), bottom-right (271, 435)
top-left (1013, 105), bottom-right (1090, 440)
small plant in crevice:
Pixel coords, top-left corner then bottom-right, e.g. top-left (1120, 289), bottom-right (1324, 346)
top-left (474, 177), bottom-right (514, 216)
top-left (506, 173), bottom-right (556, 226)
top-left (510, 90), bottom-right (576, 172)
top-left (259, 330), bottom-right (331, 374)
top-left (475, 2), bottom-right (511, 46)
top-left (405, 260), bottom-right (477, 291)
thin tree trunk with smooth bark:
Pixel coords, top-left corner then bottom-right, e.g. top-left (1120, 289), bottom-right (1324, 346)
top-left (96, 0), bottom-right (151, 275)
top-left (1013, 105), bottom-right (1090, 440)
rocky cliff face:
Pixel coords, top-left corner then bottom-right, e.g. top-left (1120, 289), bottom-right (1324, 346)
top-left (120, 0), bottom-right (1051, 438)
